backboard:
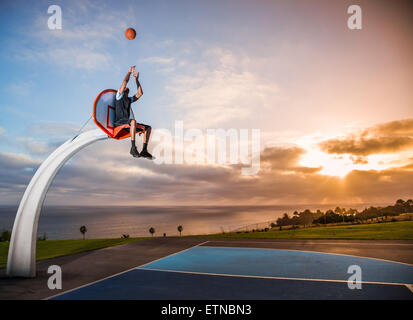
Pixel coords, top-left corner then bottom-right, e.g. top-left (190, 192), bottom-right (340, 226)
top-left (92, 89), bottom-right (131, 140)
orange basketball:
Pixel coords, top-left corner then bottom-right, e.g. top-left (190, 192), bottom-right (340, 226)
top-left (125, 28), bottom-right (136, 40)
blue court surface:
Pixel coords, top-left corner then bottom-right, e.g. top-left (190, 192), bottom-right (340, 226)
top-left (51, 245), bottom-right (413, 300)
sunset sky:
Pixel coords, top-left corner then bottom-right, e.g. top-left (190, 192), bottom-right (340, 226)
top-left (0, 0), bottom-right (412, 206)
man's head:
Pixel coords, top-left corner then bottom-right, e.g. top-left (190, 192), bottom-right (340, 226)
top-left (124, 87), bottom-right (130, 96)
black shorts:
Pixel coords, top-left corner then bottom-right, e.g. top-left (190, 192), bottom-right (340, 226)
top-left (114, 118), bottom-right (150, 132)
top-left (134, 121), bottom-right (151, 132)
top-left (114, 117), bottom-right (131, 127)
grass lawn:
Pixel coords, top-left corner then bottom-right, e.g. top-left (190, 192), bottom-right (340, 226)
top-left (197, 221), bottom-right (413, 240)
top-left (0, 237), bottom-right (147, 269)
top-left (1, 221), bottom-right (412, 269)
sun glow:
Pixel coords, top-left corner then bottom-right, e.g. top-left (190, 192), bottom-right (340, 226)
top-left (299, 149), bottom-right (352, 177)
top-left (298, 148), bottom-right (397, 178)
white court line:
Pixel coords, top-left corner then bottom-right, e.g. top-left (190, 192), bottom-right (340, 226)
top-left (138, 267), bottom-right (413, 288)
top-left (137, 241), bottom-right (209, 268)
top-left (205, 240), bottom-right (413, 246)
top-left (199, 244), bottom-right (413, 267)
top-left (44, 240), bottom-right (210, 300)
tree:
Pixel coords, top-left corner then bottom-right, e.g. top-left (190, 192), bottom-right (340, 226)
top-left (80, 225), bottom-right (87, 240)
top-left (177, 225), bottom-right (183, 236)
top-left (314, 210), bottom-right (323, 221)
top-left (347, 208), bottom-right (358, 216)
top-left (314, 210), bottom-right (342, 224)
top-left (277, 213), bottom-right (291, 227)
top-left (149, 227), bottom-right (155, 237)
top-left (396, 199), bottom-right (405, 206)
top-left (335, 207), bottom-right (346, 223)
top-left (299, 209), bottom-right (314, 227)
top-left (291, 215), bottom-right (300, 228)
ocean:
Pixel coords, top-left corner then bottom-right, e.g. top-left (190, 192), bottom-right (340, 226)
top-left (0, 204), bottom-right (378, 240)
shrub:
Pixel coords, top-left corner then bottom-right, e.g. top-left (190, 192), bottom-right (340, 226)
top-left (38, 232), bottom-right (47, 241)
top-left (1, 230), bottom-right (11, 242)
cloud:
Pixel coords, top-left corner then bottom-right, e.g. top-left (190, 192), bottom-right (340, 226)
top-left (155, 39), bottom-right (174, 48)
top-left (349, 156), bottom-right (369, 165)
top-left (165, 46), bottom-right (280, 128)
top-left (6, 80), bottom-right (34, 96)
top-left (139, 56), bottom-right (177, 74)
top-left (12, 1), bottom-right (133, 71)
top-left (18, 46), bottom-right (112, 71)
top-left (47, 48), bottom-right (112, 70)
top-left (140, 57), bottom-right (175, 65)
top-left (260, 146), bottom-right (321, 174)
top-left (319, 118), bottom-right (413, 156)
top-left (0, 152), bottom-right (40, 193)
top-left (319, 136), bottom-right (413, 156)
top-left (261, 146), bottom-right (305, 169)
top-left (1, 118), bottom-right (412, 206)
top-left (29, 122), bottom-right (93, 141)
top-left (1, 137), bottom-right (412, 206)
top-left (16, 137), bottom-right (54, 156)
top-left (369, 119), bottom-right (413, 136)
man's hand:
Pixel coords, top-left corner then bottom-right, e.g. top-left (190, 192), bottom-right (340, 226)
top-left (129, 66), bottom-right (136, 73)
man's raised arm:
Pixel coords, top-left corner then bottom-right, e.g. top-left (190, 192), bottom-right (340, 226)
top-left (119, 66), bottom-right (135, 94)
top-left (132, 71), bottom-right (143, 101)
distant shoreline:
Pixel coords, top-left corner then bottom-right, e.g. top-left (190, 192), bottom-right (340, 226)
top-left (0, 203), bottom-right (394, 209)
top-left (0, 202), bottom-right (409, 240)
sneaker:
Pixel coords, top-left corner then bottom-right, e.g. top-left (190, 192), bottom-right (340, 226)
top-left (140, 149), bottom-right (153, 159)
top-left (130, 147), bottom-right (140, 158)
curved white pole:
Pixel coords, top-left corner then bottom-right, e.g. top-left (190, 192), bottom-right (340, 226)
top-left (7, 129), bottom-right (108, 277)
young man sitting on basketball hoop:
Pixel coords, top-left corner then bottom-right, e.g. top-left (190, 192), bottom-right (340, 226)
top-left (115, 66), bottom-right (153, 159)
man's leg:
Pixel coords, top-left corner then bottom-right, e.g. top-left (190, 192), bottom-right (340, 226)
top-left (138, 124), bottom-right (153, 159)
top-left (130, 119), bottom-right (137, 140)
top-left (144, 126), bottom-right (151, 143)
top-left (129, 120), bottom-right (140, 157)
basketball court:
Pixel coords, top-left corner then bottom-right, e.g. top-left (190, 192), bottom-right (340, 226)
top-left (48, 240), bottom-right (413, 300)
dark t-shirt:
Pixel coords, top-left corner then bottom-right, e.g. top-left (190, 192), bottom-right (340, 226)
top-left (114, 93), bottom-right (132, 127)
